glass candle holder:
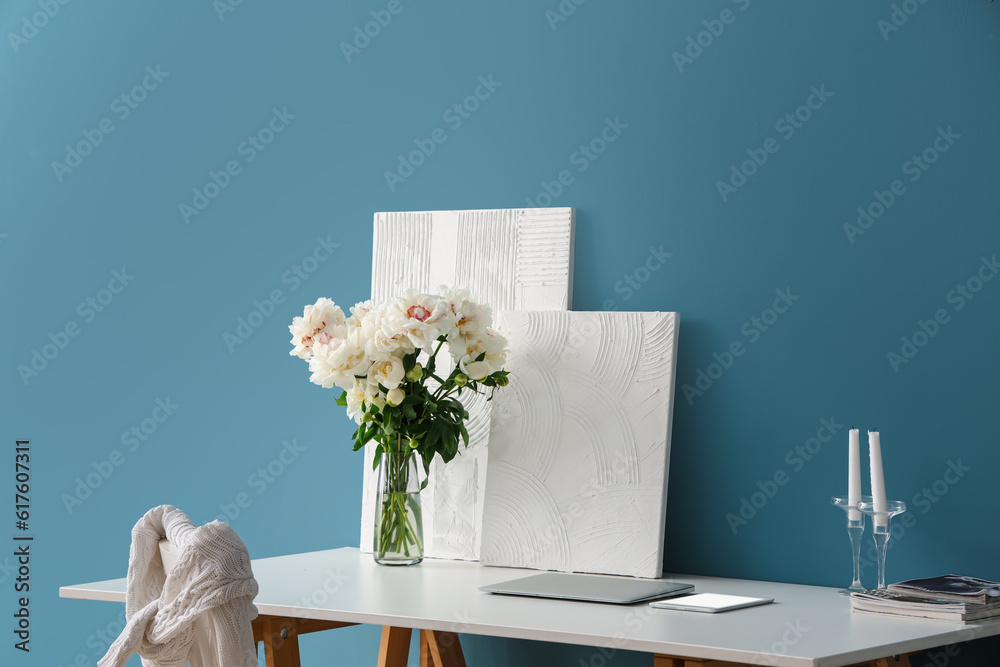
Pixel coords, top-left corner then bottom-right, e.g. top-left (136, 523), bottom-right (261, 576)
top-left (857, 499), bottom-right (907, 590)
top-left (831, 495), bottom-right (866, 594)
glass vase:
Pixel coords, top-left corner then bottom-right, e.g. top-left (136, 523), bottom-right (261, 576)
top-left (373, 450), bottom-right (424, 566)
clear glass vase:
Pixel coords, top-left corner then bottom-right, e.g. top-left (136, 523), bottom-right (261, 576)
top-left (373, 449), bottom-right (424, 566)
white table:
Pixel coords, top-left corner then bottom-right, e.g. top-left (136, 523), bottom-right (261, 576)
top-left (60, 547), bottom-right (1000, 667)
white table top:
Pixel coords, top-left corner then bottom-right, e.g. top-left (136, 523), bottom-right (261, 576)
top-left (60, 547), bottom-right (1000, 667)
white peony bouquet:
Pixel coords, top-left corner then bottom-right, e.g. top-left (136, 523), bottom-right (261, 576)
top-left (288, 286), bottom-right (509, 476)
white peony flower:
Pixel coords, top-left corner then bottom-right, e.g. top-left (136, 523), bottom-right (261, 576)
top-left (289, 297), bottom-right (346, 360)
top-left (344, 378), bottom-right (386, 423)
top-left (308, 329), bottom-right (370, 390)
top-left (345, 379), bottom-right (368, 423)
top-left (360, 305), bottom-right (415, 360)
top-left (367, 355), bottom-right (406, 391)
top-left (381, 289), bottom-right (455, 353)
top-left (456, 327), bottom-right (508, 378)
top-left (345, 299), bottom-right (374, 329)
top-left (442, 286), bottom-right (492, 340)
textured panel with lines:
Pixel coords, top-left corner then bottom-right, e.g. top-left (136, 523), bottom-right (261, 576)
top-left (480, 310), bottom-right (679, 578)
top-left (361, 208), bottom-right (575, 561)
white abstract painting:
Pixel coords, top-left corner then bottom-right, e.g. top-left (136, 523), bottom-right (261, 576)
top-left (361, 208), bottom-right (575, 560)
top-left (480, 310), bottom-right (679, 578)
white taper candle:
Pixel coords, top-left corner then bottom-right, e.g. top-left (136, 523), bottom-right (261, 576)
top-left (848, 428), bottom-right (861, 521)
top-left (868, 429), bottom-right (888, 527)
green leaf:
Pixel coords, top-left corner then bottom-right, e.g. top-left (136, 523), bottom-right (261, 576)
top-left (420, 448), bottom-right (434, 477)
top-left (441, 429), bottom-right (458, 461)
top-left (352, 428), bottom-right (366, 451)
top-left (425, 421), bottom-right (442, 450)
top-left (407, 423), bottom-right (430, 437)
top-left (403, 352), bottom-right (417, 372)
top-left (335, 390), bottom-right (348, 407)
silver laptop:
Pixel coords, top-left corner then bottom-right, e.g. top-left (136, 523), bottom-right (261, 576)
top-left (479, 572), bottom-right (693, 604)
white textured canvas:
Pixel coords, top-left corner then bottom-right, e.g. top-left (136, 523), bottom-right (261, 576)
top-left (480, 310), bottom-right (679, 578)
top-left (360, 208), bottom-right (575, 560)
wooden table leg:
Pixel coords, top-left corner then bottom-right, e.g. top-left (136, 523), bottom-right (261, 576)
top-left (261, 616), bottom-right (302, 667)
top-left (252, 615), bottom-right (357, 667)
top-left (654, 652), bottom-right (917, 667)
top-left (421, 630), bottom-right (467, 667)
top-left (653, 656), bottom-right (751, 666)
top-left (379, 625), bottom-right (413, 667)
top-left (873, 656), bottom-right (913, 667)
top-left (654, 657), bottom-right (685, 667)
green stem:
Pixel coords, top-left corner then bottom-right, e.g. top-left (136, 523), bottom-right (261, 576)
top-left (427, 371), bottom-right (449, 386)
top-left (376, 432), bottom-right (423, 560)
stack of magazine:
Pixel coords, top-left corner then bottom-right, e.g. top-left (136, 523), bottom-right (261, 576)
top-left (851, 575), bottom-right (1000, 622)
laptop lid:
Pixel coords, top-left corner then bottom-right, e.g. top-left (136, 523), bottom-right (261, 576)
top-left (479, 572), bottom-right (693, 604)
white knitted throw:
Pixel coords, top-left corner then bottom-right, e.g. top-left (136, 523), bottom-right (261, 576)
top-left (99, 505), bottom-right (259, 667)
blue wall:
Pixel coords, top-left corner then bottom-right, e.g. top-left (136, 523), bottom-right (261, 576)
top-left (3, 1), bottom-right (999, 665)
